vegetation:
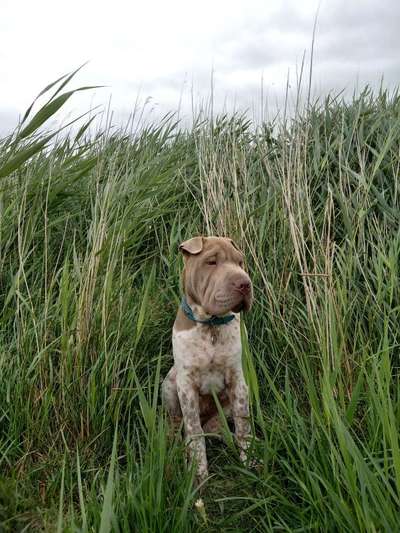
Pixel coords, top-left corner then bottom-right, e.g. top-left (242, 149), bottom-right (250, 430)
top-left (1, 70), bottom-right (400, 531)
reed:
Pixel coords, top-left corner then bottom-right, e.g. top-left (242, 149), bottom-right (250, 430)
top-left (1, 70), bottom-right (400, 531)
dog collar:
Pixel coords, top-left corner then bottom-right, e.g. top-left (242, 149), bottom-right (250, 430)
top-left (181, 297), bottom-right (236, 326)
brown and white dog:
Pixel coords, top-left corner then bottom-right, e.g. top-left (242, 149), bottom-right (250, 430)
top-left (162, 236), bottom-right (253, 484)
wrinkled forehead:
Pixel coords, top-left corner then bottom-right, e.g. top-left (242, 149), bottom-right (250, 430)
top-left (192, 237), bottom-right (244, 263)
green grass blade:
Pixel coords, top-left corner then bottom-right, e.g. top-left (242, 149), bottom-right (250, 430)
top-left (99, 424), bottom-right (118, 533)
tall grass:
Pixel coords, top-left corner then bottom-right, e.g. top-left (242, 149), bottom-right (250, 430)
top-left (1, 72), bottom-right (400, 531)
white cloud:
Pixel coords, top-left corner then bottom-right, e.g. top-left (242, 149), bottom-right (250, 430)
top-left (0, 0), bottom-right (399, 135)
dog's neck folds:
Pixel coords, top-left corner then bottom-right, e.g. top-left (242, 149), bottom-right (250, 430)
top-left (185, 296), bottom-right (212, 320)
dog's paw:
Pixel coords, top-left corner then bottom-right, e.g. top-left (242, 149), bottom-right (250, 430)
top-left (239, 449), bottom-right (263, 471)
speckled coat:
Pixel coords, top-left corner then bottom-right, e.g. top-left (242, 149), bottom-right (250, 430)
top-left (162, 234), bottom-right (254, 485)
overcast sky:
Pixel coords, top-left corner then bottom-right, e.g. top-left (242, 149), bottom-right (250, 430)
top-left (1, 0), bottom-right (399, 135)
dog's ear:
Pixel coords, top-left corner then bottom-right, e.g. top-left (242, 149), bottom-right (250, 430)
top-left (179, 236), bottom-right (203, 256)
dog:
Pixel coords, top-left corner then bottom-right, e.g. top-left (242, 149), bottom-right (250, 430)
top-left (162, 236), bottom-right (253, 484)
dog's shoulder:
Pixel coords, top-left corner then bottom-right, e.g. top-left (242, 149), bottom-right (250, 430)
top-left (173, 307), bottom-right (196, 332)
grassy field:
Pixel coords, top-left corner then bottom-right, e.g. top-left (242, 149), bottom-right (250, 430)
top-left (1, 71), bottom-right (400, 532)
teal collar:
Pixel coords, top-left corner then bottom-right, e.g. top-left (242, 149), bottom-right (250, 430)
top-left (181, 297), bottom-right (236, 326)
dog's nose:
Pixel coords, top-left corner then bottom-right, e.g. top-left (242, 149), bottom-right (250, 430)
top-left (234, 280), bottom-right (251, 295)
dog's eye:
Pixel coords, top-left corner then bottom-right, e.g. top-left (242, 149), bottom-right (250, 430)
top-left (207, 260), bottom-right (217, 266)
top-left (239, 261), bottom-right (244, 268)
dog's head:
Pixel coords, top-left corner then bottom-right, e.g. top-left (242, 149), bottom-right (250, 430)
top-left (179, 236), bottom-right (253, 316)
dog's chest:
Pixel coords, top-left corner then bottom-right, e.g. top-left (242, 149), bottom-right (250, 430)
top-left (172, 318), bottom-right (241, 394)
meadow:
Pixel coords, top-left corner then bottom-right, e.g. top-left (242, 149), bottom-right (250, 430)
top-left (1, 70), bottom-right (400, 531)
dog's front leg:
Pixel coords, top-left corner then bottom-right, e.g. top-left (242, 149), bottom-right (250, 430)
top-left (176, 376), bottom-right (208, 484)
top-left (228, 372), bottom-right (251, 462)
